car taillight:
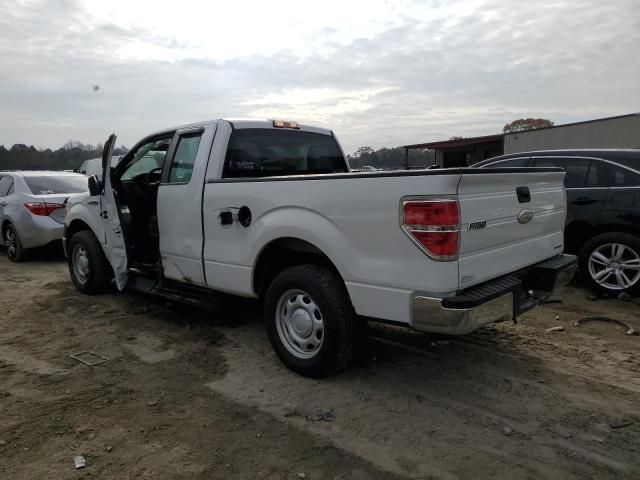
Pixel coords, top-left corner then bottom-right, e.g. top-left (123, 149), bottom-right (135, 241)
top-left (24, 202), bottom-right (65, 216)
top-left (402, 199), bottom-right (460, 260)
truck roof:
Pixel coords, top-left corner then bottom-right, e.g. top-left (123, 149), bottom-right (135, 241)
top-left (148, 119), bottom-right (333, 138)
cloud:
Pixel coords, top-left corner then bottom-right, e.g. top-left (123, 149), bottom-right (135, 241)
top-left (0, 0), bottom-right (638, 153)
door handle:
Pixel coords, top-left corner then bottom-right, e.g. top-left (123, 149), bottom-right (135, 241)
top-left (516, 186), bottom-right (530, 203)
top-left (572, 197), bottom-right (598, 206)
top-left (0, 201), bottom-right (7, 207)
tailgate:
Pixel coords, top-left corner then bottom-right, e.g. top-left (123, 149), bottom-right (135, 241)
top-left (457, 169), bottom-right (566, 289)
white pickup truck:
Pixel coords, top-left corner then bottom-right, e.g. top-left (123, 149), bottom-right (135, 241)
top-left (64, 119), bottom-right (576, 376)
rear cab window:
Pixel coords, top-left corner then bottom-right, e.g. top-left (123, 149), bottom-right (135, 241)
top-left (23, 176), bottom-right (88, 194)
top-left (223, 129), bottom-right (348, 178)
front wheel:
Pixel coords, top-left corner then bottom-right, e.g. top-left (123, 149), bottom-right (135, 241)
top-left (265, 264), bottom-right (355, 377)
top-left (578, 232), bottom-right (640, 296)
top-left (68, 230), bottom-right (113, 294)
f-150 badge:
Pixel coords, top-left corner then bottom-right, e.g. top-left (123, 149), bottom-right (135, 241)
top-left (468, 220), bottom-right (487, 230)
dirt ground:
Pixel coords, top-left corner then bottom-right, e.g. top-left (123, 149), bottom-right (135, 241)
top-left (1, 254), bottom-right (639, 479)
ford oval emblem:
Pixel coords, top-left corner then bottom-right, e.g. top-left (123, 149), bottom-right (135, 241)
top-left (517, 209), bottom-right (533, 224)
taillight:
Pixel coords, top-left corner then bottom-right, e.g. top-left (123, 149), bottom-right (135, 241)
top-left (24, 202), bottom-right (65, 216)
top-left (402, 199), bottom-right (460, 260)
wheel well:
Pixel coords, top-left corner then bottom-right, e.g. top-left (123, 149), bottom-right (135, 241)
top-left (1, 219), bottom-right (10, 234)
top-left (566, 222), bottom-right (640, 254)
top-left (66, 220), bottom-right (92, 239)
top-left (253, 237), bottom-right (342, 298)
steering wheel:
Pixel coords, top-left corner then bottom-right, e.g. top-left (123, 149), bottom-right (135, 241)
top-left (140, 167), bottom-right (163, 187)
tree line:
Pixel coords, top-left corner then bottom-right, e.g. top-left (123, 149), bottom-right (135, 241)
top-left (0, 141), bottom-right (128, 172)
top-left (347, 146), bottom-right (435, 170)
top-left (2, 141), bottom-right (431, 172)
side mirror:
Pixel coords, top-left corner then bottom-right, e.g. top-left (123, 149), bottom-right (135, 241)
top-left (88, 175), bottom-right (102, 196)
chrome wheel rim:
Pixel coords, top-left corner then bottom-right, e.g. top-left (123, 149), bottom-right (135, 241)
top-left (72, 244), bottom-right (90, 284)
top-left (588, 243), bottom-right (640, 291)
top-left (5, 228), bottom-right (16, 259)
top-left (275, 289), bottom-right (324, 359)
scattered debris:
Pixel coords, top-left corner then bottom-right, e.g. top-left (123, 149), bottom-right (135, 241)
top-left (574, 316), bottom-right (637, 336)
top-left (70, 351), bottom-right (109, 366)
top-left (502, 426), bottom-right (513, 436)
top-left (586, 294), bottom-right (599, 301)
top-left (430, 340), bottom-right (450, 348)
top-left (543, 298), bottom-right (563, 305)
top-left (297, 473), bottom-right (307, 479)
top-left (554, 315), bottom-right (560, 321)
top-left (0, 440), bottom-right (6, 446)
top-left (307, 410), bottom-right (336, 422)
top-left (147, 400), bottom-right (159, 407)
top-left (74, 455), bottom-right (87, 469)
top-left (545, 326), bottom-right (565, 333)
top-left (105, 446), bottom-right (113, 452)
top-left (617, 292), bottom-right (632, 302)
top-left (609, 420), bottom-right (633, 429)
top-left (283, 407), bottom-right (299, 418)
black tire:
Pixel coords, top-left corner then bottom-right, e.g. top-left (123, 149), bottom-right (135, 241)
top-left (67, 230), bottom-right (113, 294)
top-left (4, 223), bottom-right (26, 262)
top-left (265, 264), bottom-right (355, 377)
top-left (578, 232), bottom-right (640, 297)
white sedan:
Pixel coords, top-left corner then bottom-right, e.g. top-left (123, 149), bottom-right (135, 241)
top-left (0, 171), bottom-right (88, 262)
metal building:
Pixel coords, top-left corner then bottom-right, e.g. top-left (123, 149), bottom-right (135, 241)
top-left (403, 113), bottom-right (640, 168)
top-left (504, 113), bottom-right (640, 154)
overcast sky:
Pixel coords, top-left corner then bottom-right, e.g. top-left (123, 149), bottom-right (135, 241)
top-left (1, 0), bottom-right (638, 154)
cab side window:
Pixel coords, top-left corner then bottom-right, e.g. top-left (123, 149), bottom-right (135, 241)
top-left (167, 133), bottom-right (203, 184)
top-left (533, 157), bottom-right (590, 188)
top-left (607, 165), bottom-right (640, 187)
top-left (0, 175), bottom-right (13, 197)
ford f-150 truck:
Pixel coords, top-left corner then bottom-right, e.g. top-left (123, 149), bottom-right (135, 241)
top-left (64, 119), bottom-right (576, 376)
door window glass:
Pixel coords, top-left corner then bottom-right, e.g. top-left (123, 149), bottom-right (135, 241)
top-left (486, 158), bottom-right (529, 167)
top-left (168, 133), bottom-right (202, 184)
top-left (533, 157), bottom-right (590, 188)
top-left (121, 137), bottom-right (172, 181)
top-left (607, 165), bottom-right (640, 187)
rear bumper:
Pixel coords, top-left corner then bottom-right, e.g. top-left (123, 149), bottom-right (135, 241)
top-left (18, 216), bottom-right (65, 249)
top-left (412, 254), bottom-right (577, 335)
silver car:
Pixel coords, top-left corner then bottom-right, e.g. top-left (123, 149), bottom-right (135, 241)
top-left (0, 171), bottom-right (88, 262)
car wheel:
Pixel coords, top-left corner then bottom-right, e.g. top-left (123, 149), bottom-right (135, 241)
top-left (578, 232), bottom-right (640, 296)
top-left (68, 230), bottom-right (113, 294)
top-left (265, 264), bottom-right (355, 377)
top-left (4, 223), bottom-right (25, 262)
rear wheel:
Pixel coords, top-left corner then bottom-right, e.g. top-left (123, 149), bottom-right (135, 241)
top-left (578, 232), bottom-right (640, 296)
top-left (4, 223), bottom-right (25, 262)
top-left (265, 264), bottom-right (355, 377)
top-left (68, 230), bottom-right (113, 294)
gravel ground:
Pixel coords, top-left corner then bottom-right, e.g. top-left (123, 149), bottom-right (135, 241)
top-left (1, 254), bottom-right (639, 479)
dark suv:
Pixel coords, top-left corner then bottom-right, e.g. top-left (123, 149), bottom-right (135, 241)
top-left (474, 150), bottom-right (640, 296)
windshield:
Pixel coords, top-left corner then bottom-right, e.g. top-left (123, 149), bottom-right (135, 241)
top-left (24, 176), bottom-right (88, 195)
